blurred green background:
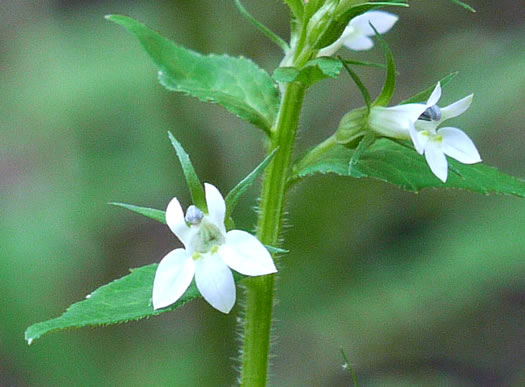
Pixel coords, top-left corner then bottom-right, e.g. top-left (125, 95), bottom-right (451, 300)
top-left (2, 0), bottom-right (524, 385)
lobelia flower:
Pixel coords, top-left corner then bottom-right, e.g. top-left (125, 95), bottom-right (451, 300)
top-left (409, 84), bottom-right (482, 182)
top-left (367, 82), bottom-right (481, 182)
top-left (152, 183), bottom-right (277, 313)
top-left (317, 11), bottom-right (398, 57)
top-left (367, 84), bottom-right (442, 140)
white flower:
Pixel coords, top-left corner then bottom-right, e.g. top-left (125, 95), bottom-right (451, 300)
top-left (152, 183), bottom-right (277, 313)
top-left (318, 11), bottom-right (398, 57)
top-left (409, 84), bottom-right (482, 182)
top-left (367, 85), bottom-right (441, 140)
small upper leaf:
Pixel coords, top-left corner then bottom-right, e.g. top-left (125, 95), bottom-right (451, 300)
top-left (110, 202), bottom-right (166, 224)
top-left (168, 132), bottom-right (207, 213)
top-left (371, 23), bottom-right (396, 107)
top-left (225, 148), bottom-right (279, 220)
top-left (106, 15), bottom-right (280, 133)
top-left (273, 57), bottom-right (342, 87)
top-left (401, 72), bottom-right (458, 105)
top-left (291, 139), bottom-right (525, 197)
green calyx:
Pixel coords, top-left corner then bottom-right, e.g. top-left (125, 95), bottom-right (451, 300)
top-left (335, 106), bottom-right (369, 145)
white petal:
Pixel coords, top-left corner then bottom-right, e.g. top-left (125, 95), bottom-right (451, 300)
top-left (369, 104), bottom-right (427, 139)
top-left (204, 183), bottom-right (226, 232)
top-left (409, 126), bottom-right (429, 155)
top-left (166, 197), bottom-right (195, 248)
top-left (152, 249), bottom-right (194, 310)
top-left (439, 127), bottom-right (482, 164)
top-left (426, 82), bottom-right (442, 107)
top-left (219, 230), bottom-right (277, 276)
top-left (424, 142), bottom-right (449, 182)
top-left (344, 36), bottom-right (375, 51)
top-left (440, 94), bottom-right (473, 121)
top-left (350, 11), bottom-right (399, 36)
top-left (194, 253), bottom-right (235, 313)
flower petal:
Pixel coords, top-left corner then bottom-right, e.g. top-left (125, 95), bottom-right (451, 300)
top-left (194, 253), bottom-right (235, 313)
top-left (426, 82), bottom-right (442, 107)
top-left (204, 183), bottom-right (226, 232)
top-left (439, 127), bottom-right (482, 164)
top-left (350, 11), bottom-right (399, 36)
top-left (369, 104), bottom-right (427, 139)
top-left (152, 249), bottom-right (194, 310)
top-left (409, 126), bottom-right (429, 155)
top-left (424, 141), bottom-right (449, 182)
top-left (166, 197), bottom-right (196, 248)
top-left (440, 94), bottom-right (473, 121)
top-left (219, 230), bottom-right (277, 276)
top-left (344, 35), bottom-right (374, 51)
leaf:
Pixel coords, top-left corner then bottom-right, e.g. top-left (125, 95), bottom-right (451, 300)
top-left (106, 15), bottom-right (280, 133)
top-left (273, 57), bottom-right (342, 87)
top-left (401, 72), bottom-right (458, 105)
top-left (447, 0), bottom-right (476, 12)
top-left (265, 245), bottom-right (289, 255)
top-left (225, 148), bottom-right (279, 220)
top-left (25, 264), bottom-right (196, 344)
top-left (235, 0), bottom-right (289, 51)
top-left (291, 139), bottom-right (525, 197)
top-left (283, 0), bottom-right (304, 21)
top-left (110, 202), bottom-right (166, 224)
top-left (168, 132), bottom-right (207, 213)
top-left (315, 0), bottom-right (408, 49)
top-left (340, 58), bottom-right (372, 111)
top-left (371, 23), bottom-right (396, 107)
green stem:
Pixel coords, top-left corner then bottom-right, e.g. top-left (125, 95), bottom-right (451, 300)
top-left (239, 81), bottom-right (306, 386)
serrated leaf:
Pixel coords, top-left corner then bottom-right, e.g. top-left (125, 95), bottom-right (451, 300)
top-left (225, 148), bottom-right (278, 220)
top-left (168, 132), bottom-right (208, 213)
top-left (273, 57), bottom-right (342, 87)
top-left (110, 202), bottom-right (166, 224)
top-left (106, 15), bottom-right (279, 133)
top-left (25, 264), bottom-right (247, 343)
top-left (25, 264), bottom-right (192, 344)
top-left (372, 23), bottom-right (396, 107)
top-left (291, 139), bottom-right (525, 197)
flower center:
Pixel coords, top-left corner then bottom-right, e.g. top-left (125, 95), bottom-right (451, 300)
top-left (418, 105), bottom-right (442, 122)
top-left (191, 218), bottom-right (225, 254)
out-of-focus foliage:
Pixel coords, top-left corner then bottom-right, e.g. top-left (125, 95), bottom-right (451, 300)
top-left (1, 0), bottom-right (524, 385)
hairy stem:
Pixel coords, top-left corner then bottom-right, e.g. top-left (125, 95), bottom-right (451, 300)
top-left (239, 81), bottom-right (306, 386)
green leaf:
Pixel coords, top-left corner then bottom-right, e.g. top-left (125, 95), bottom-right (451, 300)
top-left (225, 148), bottom-right (279, 220)
top-left (315, 1), bottom-right (408, 49)
top-left (273, 57), bottom-right (342, 87)
top-left (340, 58), bottom-right (372, 111)
top-left (106, 15), bottom-right (280, 133)
top-left (400, 72), bottom-right (458, 105)
top-left (110, 202), bottom-right (166, 224)
top-left (342, 59), bottom-right (387, 70)
top-left (265, 245), bottom-right (289, 255)
top-left (371, 24), bottom-right (396, 107)
top-left (283, 0), bottom-right (304, 21)
top-left (168, 132), bottom-right (207, 213)
top-left (291, 139), bottom-right (525, 197)
top-left (25, 264), bottom-right (197, 344)
top-left (447, 0), bottom-right (476, 12)
top-left (235, 0), bottom-right (289, 52)
top-left (348, 132), bottom-right (375, 176)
